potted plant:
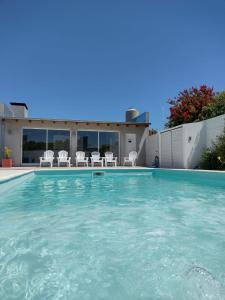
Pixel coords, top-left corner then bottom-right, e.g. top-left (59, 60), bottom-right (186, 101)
top-left (2, 146), bottom-right (12, 168)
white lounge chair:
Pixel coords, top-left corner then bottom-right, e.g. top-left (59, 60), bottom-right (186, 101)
top-left (57, 150), bottom-right (71, 167)
top-left (76, 151), bottom-right (89, 167)
top-left (124, 151), bottom-right (137, 167)
top-left (40, 150), bottom-right (54, 167)
top-left (105, 152), bottom-right (117, 167)
top-left (90, 151), bottom-right (103, 167)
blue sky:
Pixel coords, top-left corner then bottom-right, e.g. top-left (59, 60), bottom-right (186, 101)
top-left (0, 0), bottom-right (225, 129)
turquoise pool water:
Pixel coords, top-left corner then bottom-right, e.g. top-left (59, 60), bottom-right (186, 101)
top-left (0, 169), bottom-right (225, 299)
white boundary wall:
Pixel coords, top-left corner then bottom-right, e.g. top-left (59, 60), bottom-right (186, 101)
top-left (145, 133), bottom-right (159, 166)
top-left (146, 114), bottom-right (225, 169)
top-left (0, 119), bottom-right (4, 161)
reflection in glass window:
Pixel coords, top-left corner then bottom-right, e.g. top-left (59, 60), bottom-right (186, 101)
top-left (48, 130), bottom-right (70, 156)
top-left (22, 129), bottom-right (70, 164)
top-left (99, 132), bottom-right (119, 157)
top-left (77, 131), bottom-right (119, 158)
top-left (22, 129), bottom-right (47, 163)
top-left (77, 131), bottom-right (98, 157)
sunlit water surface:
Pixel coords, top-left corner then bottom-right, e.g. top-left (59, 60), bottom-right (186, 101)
top-left (0, 171), bottom-right (225, 300)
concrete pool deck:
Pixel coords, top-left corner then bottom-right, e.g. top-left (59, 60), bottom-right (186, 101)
top-left (0, 166), bottom-right (150, 183)
top-left (0, 168), bottom-right (34, 183)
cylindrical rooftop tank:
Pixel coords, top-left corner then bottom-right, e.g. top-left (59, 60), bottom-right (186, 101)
top-left (125, 108), bottom-right (140, 122)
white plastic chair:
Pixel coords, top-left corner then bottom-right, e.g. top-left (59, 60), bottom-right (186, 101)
top-left (57, 150), bottom-right (71, 167)
top-left (40, 150), bottom-right (54, 167)
top-left (76, 151), bottom-right (89, 167)
top-left (124, 151), bottom-right (137, 167)
top-left (105, 152), bottom-right (117, 167)
top-left (90, 151), bottom-right (103, 167)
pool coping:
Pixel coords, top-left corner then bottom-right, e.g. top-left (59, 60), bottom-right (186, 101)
top-left (0, 169), bottom-right (34, 184)
top-left (0, 167), bottom-right (150, 183)
top-left (1, 166), bottom-right (225, 184)
top-left (157, 168), bottom-right (225, 174)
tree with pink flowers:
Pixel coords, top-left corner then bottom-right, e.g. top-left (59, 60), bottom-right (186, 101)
top-left (166, 85), bottom-right (215, 128)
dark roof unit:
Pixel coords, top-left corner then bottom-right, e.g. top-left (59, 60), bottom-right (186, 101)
top-left (10, 102), bottom-right (28, 110)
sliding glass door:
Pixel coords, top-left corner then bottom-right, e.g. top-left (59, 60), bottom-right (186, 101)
top-left (22, 129), bottom-right (70, 164)
top-left (77, 131), bottom-right (98, 157)
top-left (99, 132), bottom-right (119, 157)
top-left (48, 130), bottom-right (70, 156)
top-left (22, 129), bottom-right (47, 164)
top-left (77, 131), bottom-right (119, 158)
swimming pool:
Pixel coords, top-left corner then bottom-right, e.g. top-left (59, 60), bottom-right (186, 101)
top-left (0, 169), bottom-right (225, 299)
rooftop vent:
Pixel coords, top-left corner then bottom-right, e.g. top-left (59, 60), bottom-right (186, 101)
top-left (125, 107), bottom-right (150, 124)
top-left (125, 108), bottom-right (140, 122)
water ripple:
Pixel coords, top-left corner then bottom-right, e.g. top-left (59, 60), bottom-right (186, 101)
top-left (0, 173), bottom-right (225, 299)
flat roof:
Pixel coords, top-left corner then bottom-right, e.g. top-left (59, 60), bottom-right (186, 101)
top-left (1, 116), bottom-right (150, 127)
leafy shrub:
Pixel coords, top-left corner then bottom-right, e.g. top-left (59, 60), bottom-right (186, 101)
top-left (200, 148), bottom-right (223, 170)
top-left (166, 85), bottom-right (215, 128)
top-left (198, 90), bottom-right (225, 121)
top-left (200, 128), bottom-right (225, 170)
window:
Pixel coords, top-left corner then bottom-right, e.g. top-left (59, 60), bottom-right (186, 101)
top-left (22, 129), bottom-right (70, 164)
top-left (99, 132), bottom-right (119, 157)
top-left (48, 130), bottom-right (70, 156)
top-left (77, 131), bottom-right (119, 158)
top-left (77, 131), bottom-right (98, 157)
top-left (22, 129), bottom-right (47, 164)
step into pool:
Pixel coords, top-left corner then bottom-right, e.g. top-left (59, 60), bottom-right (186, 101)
top-left (0, 169), bottom-right (225, 299)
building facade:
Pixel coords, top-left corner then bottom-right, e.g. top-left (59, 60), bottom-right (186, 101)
top-left (0, 103), bottom-right (149, 167)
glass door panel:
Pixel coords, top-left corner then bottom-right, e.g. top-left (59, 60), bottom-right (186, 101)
top-left (22, 129), bottom-right (47, 163)
top-left (77, 131), bottom-right (98, 157)
top-left (48, 130), bottom-right (70, 156)
top-left (99, 132), bottom-right (119, 157)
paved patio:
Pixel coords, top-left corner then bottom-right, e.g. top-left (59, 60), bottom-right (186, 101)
top-left (0, 168), bottom-right (34, 183)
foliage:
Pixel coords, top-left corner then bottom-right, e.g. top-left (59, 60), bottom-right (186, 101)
top-left (4, 146), bottom-right (11, 159)
top-left (198, 90), bottom-right (225, 121)
top-left (149, 129), bottom-right (158, 135)
top-left (166, 85), bottom-right (215, 128)
top-left (200, 129), bottom-right (225, 170)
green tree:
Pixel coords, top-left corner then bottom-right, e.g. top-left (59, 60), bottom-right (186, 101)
top-left (198, 90), bottom-right (225, 121)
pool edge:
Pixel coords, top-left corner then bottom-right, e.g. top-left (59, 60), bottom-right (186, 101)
top-left (0, 170), bottom-right (34, 184)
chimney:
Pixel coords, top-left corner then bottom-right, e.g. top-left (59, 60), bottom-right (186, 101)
top-left (10, 102), bottom-right (28, 118)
